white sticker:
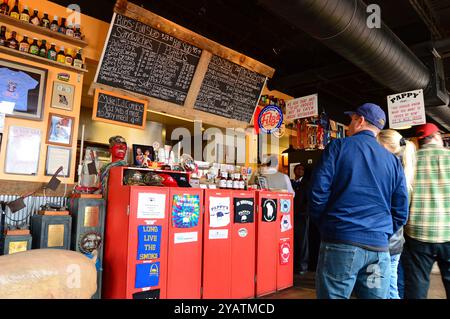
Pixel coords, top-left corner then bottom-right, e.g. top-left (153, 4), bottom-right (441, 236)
top-left (238, 228), bottom-right (248, 238)
top-left (174, 232), bottom-right (198, 244)
top-left (281, 214), bottom-right (292, 232)
top-left (137, 193), bottom-right (166, 219)
top-left (209, 196), bottom-right (230, 228)
top-left (209, 229), bottom-right (228, 240)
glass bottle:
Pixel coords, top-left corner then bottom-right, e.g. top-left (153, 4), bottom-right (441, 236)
top-left (41, 13), bottom-right (50, 28)
top-left (0, 26), bottom-right (6, 46)
top-left (66, 23), bottom-right (74, 37)
top-left (0, 0), bottom-right (10, 15)
top-left (73, 48), bottom-right (83, 68)
top-left (50, 16), bottom-right (59, 32)
top-left (239, 174), bottom-right (245, 190)
top-left (74, 24), bottom-right (81, 39)
top-left (233, 173), bottom-right (240, 190)
top-left (47, 43), bottom-right (57, 60)
top-left (226, 172), bottom-right (233, 189)
top-left (56, 46), bottom-right (66, 63)
top-left (29, 38), bottom-right (39, 55)
top-left (65, 47), bottom-right (73, 65)
top-left (7, 31), bottom-right (18, 49)
top-left (38, 39), bottom-right (47, 57)
top-left (58, 17), bottom-right (66, 34)
top-left (18, 35), bottom-right (29, 53)
top-left (9, 0), bottom-right (19, 19)
top-left (20, 5), bottom-right (30, 22)
top-left (30, 9), bottom-right (40, 26)
top-left (219, 172), bottom-right (227, 189)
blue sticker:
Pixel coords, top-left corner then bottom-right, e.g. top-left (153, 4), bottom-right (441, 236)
top-left (135, 262), bottom-right (160, 288)
top-left (137, 225), bottom-right (161, 261)
top-left (280, 199), bottom-right (291, 213)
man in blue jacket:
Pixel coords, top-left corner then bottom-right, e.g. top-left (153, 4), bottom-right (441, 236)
top-left (309, 103), bottom-right (408, 299)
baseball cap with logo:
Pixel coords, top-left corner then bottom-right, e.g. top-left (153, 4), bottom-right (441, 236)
top-left (344, 103), bottom-right (386, 130)
top-left (416, 123), bottom-right (440, 139)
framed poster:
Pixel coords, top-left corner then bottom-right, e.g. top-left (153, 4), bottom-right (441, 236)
top-left (45, 146), bottom-right (71, 177)
top-left (4, 126), bottom-right (41, 175)
top-left (132, 144), bottom-right (155, 167)
top-left (0, 58), bottom-right (47, 120)
top-left (51, 81), bottom-right (75, 111)
top-left (46, 113), bottom-right (75, 147)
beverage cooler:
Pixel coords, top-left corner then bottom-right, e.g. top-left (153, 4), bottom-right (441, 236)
top-left (202, 189), bottom-right (256, 299)
top-left (255, 191), bottom-right (294, 297)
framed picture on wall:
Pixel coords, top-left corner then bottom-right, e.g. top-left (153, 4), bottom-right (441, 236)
top-left (132, 144), bottom-right (155, 167)
top-left (45, 146), bottom-right (71, 177)
top-left (46, 113), bottom-right (75, 147)
top-left (51, 81), bottom-right (75, 111)
top-left (0, 58), bottom-right (47, 120)
top-left (4, 126), bottom-right (41, 175)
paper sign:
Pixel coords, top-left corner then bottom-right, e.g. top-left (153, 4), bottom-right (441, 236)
top-left (137, 225), bottom-right (161, 260)
top-left (387, 89), bottom-right (426, 129)
top-left (209, 229), bottom-right (228, 240)
top-left (279, 239), bottom-right (291, 265)
top-left (286, 94), bottom-right (318, 121)
top-left (135, 262), bottom-right (160, 288)
top-left (209, 196), bottom-right (230, 228)
top-left (281, 214), bottom-right (292, 232)
top-left (137, 193), bottom-right (166, 219)
top-left (172, 194), bottom-right (200, 228)
top-left (174, 232), bottom-right (198, 244)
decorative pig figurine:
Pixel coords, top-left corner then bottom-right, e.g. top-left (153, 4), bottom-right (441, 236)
top-left (0, 249), bottom-right (97, 299)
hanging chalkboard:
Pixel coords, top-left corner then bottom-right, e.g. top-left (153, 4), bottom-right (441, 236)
top-left (93, 89), bottom-right (148, 129)
top-left (194, 55), bottom-right (267, 123)
top-left (95, 13), bottom-right (202, 105)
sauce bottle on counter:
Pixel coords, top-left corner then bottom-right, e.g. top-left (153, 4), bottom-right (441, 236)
top-left (20, 5), bottom-right (30, 22)
top-left (73, 48), bottom-right (83, 68)
top-left (66, 24), bottom-right (74, 37)
top-left (19, 35), bottom-right (30, 53)
top-left (7, 31), bottom-right (18, 49)
top-left (57, 46), bottom-right (66, 63)
top-left (29, 38), bottom-right (39, 55)
top-left (233, 173), bottom-right (240, 190)
top-left (58, 17), bottom-right (67, 34)
top-left (41, 13), bottom-right (50, 28)
top-left (219, 172), bottom-right (227, 189)
top-left (226, 172), bottom-right (233, 189)
top-left (74, 24), bottom-right (82, 39)
top-left (30, 9), bottom-right (40, 26)
top-left (50, 16), bottom-right (59, 32)
top-left (9, 0), bottom-right (19, 20)
top-left (47, 43), bottom-right (57, 60)
top-left (39, 39), bottom-right (47, 57)
top-left (65, 47), bottom-right (73, 65)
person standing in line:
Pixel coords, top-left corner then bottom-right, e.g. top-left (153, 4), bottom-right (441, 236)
top-left (309, 103), bottom-right (409, 299)
top-left (377, 129), bottom-right (417, 299)
top-left (403, 123), bottom-right (450, 299)
top-left (291, 163), bottom-right (312, 275)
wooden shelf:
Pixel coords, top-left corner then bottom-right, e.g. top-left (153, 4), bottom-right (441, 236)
top-left (0, 45), bottom-right (88, 73)
top-left (0, 14), bottom-right (88, 47)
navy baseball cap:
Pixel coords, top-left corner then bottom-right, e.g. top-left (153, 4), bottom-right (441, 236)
top-left (344, 103), bottom-right (386, 130)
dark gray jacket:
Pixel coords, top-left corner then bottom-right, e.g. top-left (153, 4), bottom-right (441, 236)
top-left (389, 227), bottom-right (405, 255)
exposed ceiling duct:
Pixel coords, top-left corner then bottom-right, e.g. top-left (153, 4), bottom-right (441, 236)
top-left (259, 0), bottom-right (450, 130)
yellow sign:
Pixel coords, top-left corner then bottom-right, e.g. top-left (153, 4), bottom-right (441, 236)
top-left (8, 241), bottom-right (28, 254)
top-left (47, 224), bottom-right (65, 247)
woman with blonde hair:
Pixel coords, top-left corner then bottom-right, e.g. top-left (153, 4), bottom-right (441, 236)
top-left (377, 129), bottom-right (416, 299)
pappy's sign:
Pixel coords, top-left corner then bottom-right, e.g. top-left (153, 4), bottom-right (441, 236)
top-left (387, 89), bottom-right (426, 129)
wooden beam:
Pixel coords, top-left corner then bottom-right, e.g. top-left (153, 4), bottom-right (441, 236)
top-left (114, 0), bottom-right (275, 78)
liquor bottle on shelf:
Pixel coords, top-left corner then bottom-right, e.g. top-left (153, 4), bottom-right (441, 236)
top-left (74, 24), bottom-right (82, 39)
top-left (30, 9), bottom-right (40, 26)
top-left (19, 35), bottom-right (30, 53)
top-left (9, 0), bottom-right (19, 19)
top-left (0, 0), bottom-right (9, 15)
top-left (7, 31), bottom-right (18, 49)
top-left (50, 16), bottom-right (58, 32)
top-left (239, 174), bottom-right (245, 190)
top-left (65, 47), bottom-right (73, 65)
top-left (0, 26), bottom-right (6, 46)
top-left (47, 43), bottom-right (57, 60)
top-left (233, 173), bottom-right (240, 190)
top-left (219, 172), bottom-right (227, 189)
top-left (38, 39), bottom-right (47, 57)
top-left (73, 48), bottom-right (83, 68)
top-left (29, 38), bottom-right (39, 55)
top-left (226, 172), bottom-right (233, 189)
top-left (58, 17), bottom-right (66, 34)
top-left (66, 23), bottom-right (74, 37)
top-left (41, 12), bottom-right (50, 28)
top-left (20, 5), bottom-right (30, 22)
top-left (57, 46), bottom-right (66, 63)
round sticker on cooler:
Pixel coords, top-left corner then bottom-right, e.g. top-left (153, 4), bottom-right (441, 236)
top-left (238, 228), bottom-right (248, 238)
top-left (280, 199), bottom-right (291, 213)
top-left (258, 104), bottom-right (283, 134)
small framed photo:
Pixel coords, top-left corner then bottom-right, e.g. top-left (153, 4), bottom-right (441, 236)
top-left (132, 144), bottom-right (155, 167)
top-left (46, 113), bottom-right (75, 147)
top-left (5, 126), bottom-right (41, 175)
top-left (51, 81), bottom-right (75, 111)
top-left (0, 58), bottom-right (47, 120)
top-left (45, 146), bottom-right (71, 177)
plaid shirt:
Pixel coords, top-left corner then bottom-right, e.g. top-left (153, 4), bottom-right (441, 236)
top-left (405, 144), bottom-right (450, 243)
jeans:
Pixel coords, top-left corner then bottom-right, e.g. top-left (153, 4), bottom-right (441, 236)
top-left (294, 214), bottom-right (309, 272)
top-left (316, 241), bottom-right (391, 299)
top-left (389, 254), bottom-right (401, 299)
top-left (397, 255), bottom-right (405, 298)
top-left (402, 236), bottom-right (450, 299)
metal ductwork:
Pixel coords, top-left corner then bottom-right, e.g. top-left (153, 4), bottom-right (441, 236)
top-left (260, 0), bottom-right (450, 129)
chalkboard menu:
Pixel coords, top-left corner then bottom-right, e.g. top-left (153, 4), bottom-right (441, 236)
top-left (93, 89), bottom-right (147, 129)
top-left (194, 55), bottom-right (267, 123)
top-left (95, 13), bottom-right (202, 105)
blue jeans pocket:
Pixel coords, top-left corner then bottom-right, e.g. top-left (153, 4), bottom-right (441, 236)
top-left (322, 243), bottom-right (357, 281)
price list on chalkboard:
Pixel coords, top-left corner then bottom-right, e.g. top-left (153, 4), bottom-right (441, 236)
top-left (194, 55), bottom-right (266, 123)
top-left (96, 13), bottom-right (202, 105)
